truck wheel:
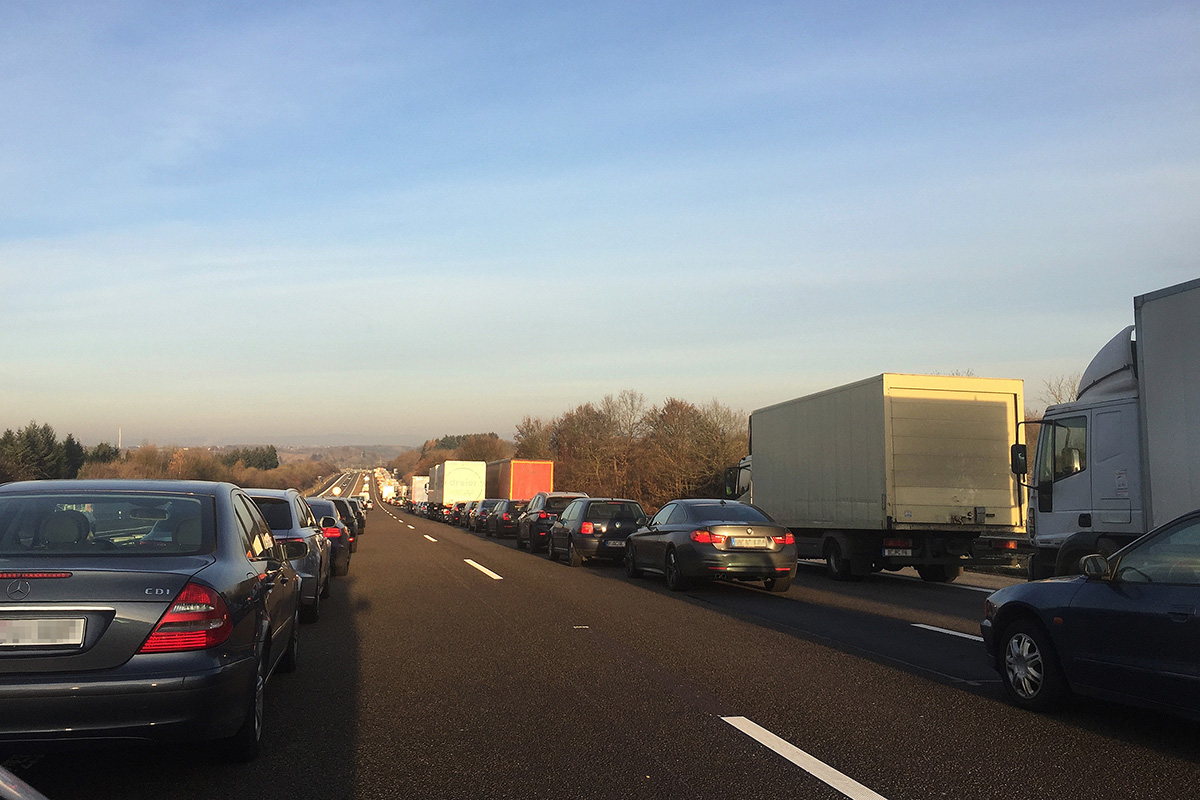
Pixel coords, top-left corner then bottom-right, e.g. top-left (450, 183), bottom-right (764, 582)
top-left (916, 564), bottom-right (961, 583)
top-left (1000, 618), bottom-right (1068, 711)
top-left (824, 541), bottom-right (854, 581)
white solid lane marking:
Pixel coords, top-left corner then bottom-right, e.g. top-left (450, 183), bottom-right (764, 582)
top-left (423, 535), bottom-right (438, 543)
top-left (721, 717), bottom-right (888, 800)
top-left (911, 623), bottom-right (984, 642)
top-left (464, 559), bottom-right (503, 580)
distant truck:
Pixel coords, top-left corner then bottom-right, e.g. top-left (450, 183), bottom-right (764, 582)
top-left (1014, 278), bottom-right (1200, 578)
top-left (486, 459), bottom-right (554, 500)
top-left (727, 374), bottom-right (1027, 582)
top-left (428, 460), bottom-right (486, 507)
top-left (410, 475), bottom-right (429, 504)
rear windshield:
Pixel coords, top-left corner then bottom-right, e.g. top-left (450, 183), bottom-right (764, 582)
top-left (586, 502), bottom-right (644, 522)
top-left (252, 497), bottom-right (293, 532)
top-left (0, 493), bottom-right (215, 556)
top-left (687, 503), bottom-right (772, 524)
top-left (546, 497), bottom-right (579, 514)
top-left (306, 498), bottom-right (336, 518)
top-left (479, 500), bottom-right (501, 510)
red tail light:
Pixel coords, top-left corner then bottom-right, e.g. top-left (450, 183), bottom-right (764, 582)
top-left (538, 512), bottom-right (548, 519)
top-left (0, 571), bottom-right (72, 579)
top-left (502, 513), bottom-right (511, 520)
top-left (690, 530), bottom-right (726, 545)
top-left (140, 582), bottom-right (232, 653)
top-left (323, 527), bottom-right (342, 538)
top-left (772, 533), bottom-right (795, 545)
top-left (580, 522), bottom-right (594, 534)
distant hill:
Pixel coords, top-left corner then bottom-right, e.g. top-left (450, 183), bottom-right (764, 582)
top-left (277, 444), bottom-right (415, 468)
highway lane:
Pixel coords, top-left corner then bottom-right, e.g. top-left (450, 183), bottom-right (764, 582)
top-left (7, 480), bottom-right (1199, 799)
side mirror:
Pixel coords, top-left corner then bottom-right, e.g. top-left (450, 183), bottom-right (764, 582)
top-left (1010, 444), bottom-right (1027, 476)
top-left (282, 540), bottom-right (309, 560)
top-left (635, 516), bottom-right (649, 527)
top-left (1081, 554), bottom-right (1109, 579)
top-left (320, 516), bottom-right (338, 529)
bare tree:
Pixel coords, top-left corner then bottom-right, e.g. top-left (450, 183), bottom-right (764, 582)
top-left (1041, 372), bottom-right (1082, 406)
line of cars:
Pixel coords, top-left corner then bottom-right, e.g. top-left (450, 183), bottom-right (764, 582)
top-left (0, 477), bottom-right (371, 764)
top-left (412, 491), bottom-right (799, 594)
top-left (407, 480), bottom-right (1200, 723)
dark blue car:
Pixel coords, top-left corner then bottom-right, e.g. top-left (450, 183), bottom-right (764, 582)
top-left (982, 508), bottom-right (1200, 719)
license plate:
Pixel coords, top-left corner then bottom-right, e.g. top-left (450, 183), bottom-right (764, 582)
top-left (604, 539), bottom-right (625, 548)
top-left (883, 548), bottom-right (912, 557)
top-left (0, 618), bottom-right (86, 648)
top-left (731, 537), bottom-right (768, 548)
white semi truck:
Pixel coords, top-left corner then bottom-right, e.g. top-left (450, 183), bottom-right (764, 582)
top-left (1014, 278), bottom-right (1200, 578)
top-left (727, 374), bottom-right (1027, 582)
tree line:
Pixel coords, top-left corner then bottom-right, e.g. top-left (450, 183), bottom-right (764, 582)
top-left (0, 421), bottom-right (330, 493)
top-left (388, 391), bottom-right (747, 511)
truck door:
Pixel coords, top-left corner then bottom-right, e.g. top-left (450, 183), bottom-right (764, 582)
top-left (1089, 401), bottom-right (1144, 539)
top-left (1031, 415), bottom-right (1091, 550)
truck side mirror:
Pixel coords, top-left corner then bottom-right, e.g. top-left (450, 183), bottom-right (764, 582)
top-left (1010, 444), bottom-right (1027, 476)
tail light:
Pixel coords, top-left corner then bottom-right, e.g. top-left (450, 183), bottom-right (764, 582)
top-left (690, 530), bottom-right (726, 545)
top-left (323, 527), bottom-right (342, 539)
top-left (580, 522), bottom-right (594, 534)
top-left (772, 533), bottom-right (795, 545)
top-left (140, 582), bottom-right (232, 653)
top-left (538, 512), bottom-right (548, 519)
top-left (992, 539), bottom-right (1018, 550)
top-left (884, 537), bottom-right (912, 548)
top-left (502, 513), bottom-right (511, 520)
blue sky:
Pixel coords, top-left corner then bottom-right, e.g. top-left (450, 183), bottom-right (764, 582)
top-left (2, 1), bottom-right (1197, 445)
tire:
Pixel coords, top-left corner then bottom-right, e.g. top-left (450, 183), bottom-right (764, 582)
top-left (300, 589), bottom-right (321, 624)
top-left (568, 538), bottom-right (582, 568)
top-left (320, 572), bottom-right (331, 599)
top-left (516, 528), bottom-right (527, 550)
top-left (485, 524), bottom-right (494, 538)
top-left (824, 540), bottom-right (854, 581)
top-left (916, 564), bottom-right (962, 583)
top-left (219, 651), bottom-right (266, 762)
top-left (277, 610), bottom-right (300, 673)
top-left (334, 553), bottom-right (350, 577)
top-left (999, 618), bottom-right (1068, 711)
top-left (764, 575), bottom-right (792, 593)
top-left (625, 546), bottom-right (643, 578)
top-left (548, 536), bottom-right (559, 562)
top-left (665, 548), bottom-right (689, 591)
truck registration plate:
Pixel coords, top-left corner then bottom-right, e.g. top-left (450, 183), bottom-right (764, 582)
top-left (732, 537), bottom-right (769, 548)
top-left (883, 548), bottom-right (912, 557)
top-left (0, 618), bottom-right (86, 648)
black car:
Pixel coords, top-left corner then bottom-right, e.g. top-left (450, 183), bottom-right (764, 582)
top-left (625, 499), bottom-right (797, 593)
top-left (982, 508), bottom-right (1200, 719)
top-left (305, 497), bottom-right (353, 576)
top-left (327, 496), bottom-right (361, 551)
top-left (517, 492), bottom-right (588, 553)
top-left (486, 500), bottom-right (526, 538)
top-left (0, 480), bottom-right (301, 761)
top-left (448, 502), bottom-right (468, 526)
top-left (346, 497), bottom-right (367, 533)
top-left (548, 498), bottom-right (645, 566)
top-left (469, 499), bottom-right (502, 532)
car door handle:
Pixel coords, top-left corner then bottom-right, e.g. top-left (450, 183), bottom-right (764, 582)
top-left (1167, 605), bottom-right (1196, 622)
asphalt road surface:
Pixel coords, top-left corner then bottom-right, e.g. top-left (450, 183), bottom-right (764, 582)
top-left (5, 476), bottom-right (1198, 799)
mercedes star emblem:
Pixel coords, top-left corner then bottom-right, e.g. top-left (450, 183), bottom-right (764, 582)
top-left (6, 580), bottom-right (31, 601)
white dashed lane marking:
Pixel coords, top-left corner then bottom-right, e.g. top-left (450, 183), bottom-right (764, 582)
top-left (911, 623), bottom-right (984, 642)
top-left (464, 559), bottom-right (503, 580)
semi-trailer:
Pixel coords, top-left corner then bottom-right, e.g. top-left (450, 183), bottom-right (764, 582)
top-left (1013, 278), bottom-right (1200, 578)
top-left (727, 374), bottom-right (1027, 582)
top-left (486, 459), bottom-right (554, 500)
top-left (428, 460), bottom-right (486, 507)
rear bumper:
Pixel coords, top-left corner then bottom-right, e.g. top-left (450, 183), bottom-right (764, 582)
top-left (680, 547), bottom-right (798, 580)
top-left (574, 537), bottom-right (628, 559)
top-left (0, 656), bottom-right (257, 746)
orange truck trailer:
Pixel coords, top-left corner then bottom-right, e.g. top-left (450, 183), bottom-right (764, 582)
top-left (486, 459), bottom-right (553, 501)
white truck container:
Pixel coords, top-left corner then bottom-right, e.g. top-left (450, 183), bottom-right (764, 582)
top-left (410, 475), bottom-right (429, 505)
top-left (427, 460), bottom-right (485, 507)
top-left (1017, 278), bottom-right (1200, 578)
top-left (734, 374), bottom-right (1026, 582)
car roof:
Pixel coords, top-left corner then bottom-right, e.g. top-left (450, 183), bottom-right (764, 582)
top-left (0, 479), bottom-right (236, 496)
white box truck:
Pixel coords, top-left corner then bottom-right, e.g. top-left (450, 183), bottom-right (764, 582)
top-left (428, 460), bottom-right (485, 507)
top-left (729, 374), bottom-right (1026, 582)
top-left (1015, 278), bottom-right (1200, 578)
top-left (410, 475), bottom-right (429, 504)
